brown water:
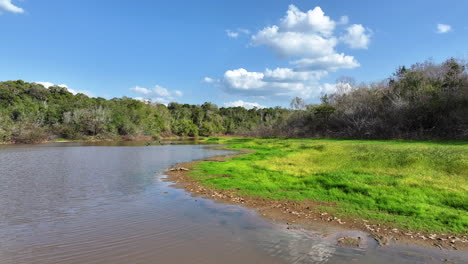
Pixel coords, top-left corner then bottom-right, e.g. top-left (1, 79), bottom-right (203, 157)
top-left (0, 142), bottom-right (466, 264)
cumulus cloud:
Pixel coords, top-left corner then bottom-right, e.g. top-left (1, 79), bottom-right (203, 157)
top-left (291, 53), bottom-right (360, 72)
top-left (130, 84), bottom-right (182, 104)
top-left (341, 24), bottom-right (371, 49)
top-left (34, 82), bottom-right (67, 89)
top-left (34, 81), bottom-right (92, 96)
top-left (263, 67), bottom-right (314, 82)
top-left (252, 25), bottom-right (337, 58)
top-left (0, 0), bottom-right (24, 14)
top-left (153, 85), bottom-right (170, 97)
top-left (224, 100), bottom-right (266, 109)
top-left (130, 86), bottom-right (152, 95)
top-left (134, 97), bottom-right (151, 104)
top-left (436, 24), bottom-right (452, 34)
top-left (319, 83), bottom-right (338, 94)
top-left (224, 68), bottom-right (265, 91)
top-left (131, 85), bottom-right (181, 97)
top-left (222, 68), bottom-right (330, 99)
top-left (135, 97), bottom-right (171, 105)
top-left (153, 97), bottom-right (170, 105)
top-left (209, 5), bottom-right (370, 100)
top-left (280, 5), bottom-right (335, 36)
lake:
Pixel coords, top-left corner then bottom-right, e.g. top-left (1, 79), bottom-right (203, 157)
top-left (0, 142), bottom-right (466, 264)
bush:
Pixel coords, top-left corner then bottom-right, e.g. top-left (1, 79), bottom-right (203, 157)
top-left (12, 122), bottom-right (49, 144)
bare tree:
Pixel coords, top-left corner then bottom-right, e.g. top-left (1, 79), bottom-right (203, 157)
top-left (290, 97), bottom-right (306, 110)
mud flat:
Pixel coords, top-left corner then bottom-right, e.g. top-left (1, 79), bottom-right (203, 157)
top-left (165, 150), bottom-right (468, 252)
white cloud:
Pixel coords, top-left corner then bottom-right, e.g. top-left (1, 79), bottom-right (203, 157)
top-left (341, 24), bottom-right (371, 49)
top-left (153, 97), bottom-right (170, 105)
top-left (68, 88), bottom-right (93, 97)
top-left (226, 30), bottom-right (239, 38)
top-left (209, 5), bottom-right (371, 101)
top-left (34, 81), bottom-right (92, 97)
top-left (34, 82), bottom-right (66, 89)
top-left (130, 84), bottom-right (181, 103)
top-left (226, 28), bottom-right (251, 38)
top-left (203, 77), bottom-right (216, 83)
top-left (224, 100), bottom-right (266, 109)
top-left (291, 53), bottom-right (360, 72)
top-left (319, 83), bottom-right (338, 94)
top-left (130, 86), bottom-right (152, 95)
top-left (134, 97), bottom-right (151, 104)
top-left (238, 28), bottom-right (251, 35)
top-left (338, 16), bottom-right (349, 25)
top-left (174, 90), bottom-right (183, 97)
top-left (134, 97), bottom-right (170, 106)
top-left (436, 24), bottom-right (452, 34)
top-left (335, 82), bottom-right (353, 94)
top-left (250, 5), bottom-right (369, 70)
top-left (252, 25), bottom-right (337, 58)
top-left (222, 68), bottom-right (328, 99)
top-left (0, 0), bottom-right (24, 14)
top-left (263, 67), bottom-right (318, 82)
top-left (224, 68), bottom-right (265, 90)
top-left (280, 5), bottom-right (335, 36)
top-left (153, 85), bottom-right (170, 97)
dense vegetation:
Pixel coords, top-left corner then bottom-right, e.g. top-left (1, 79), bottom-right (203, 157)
top-left (0, 81), bottom-right (290, 143)
top-left (0, 58), bottom-right (466, 143)
top-left (194, 137), bottom-right (468, 233)
top-left (263, 58), bottom-right (467, 140)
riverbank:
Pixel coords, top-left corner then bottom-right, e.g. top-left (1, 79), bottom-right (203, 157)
top-left (0, 136), bottom-right (201, 145)
top-left (165, 138), bottom-right (468, 250)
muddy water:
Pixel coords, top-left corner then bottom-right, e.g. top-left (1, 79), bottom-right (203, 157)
top-left (0, 143), bottom-right (466, 264)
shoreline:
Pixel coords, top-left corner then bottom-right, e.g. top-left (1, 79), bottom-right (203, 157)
top-left (164, 149), bottom-right (468, 251)
top-left (0, 136), bottom-right (201, 146)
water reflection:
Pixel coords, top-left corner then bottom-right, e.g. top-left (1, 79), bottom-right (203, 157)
top-left (0, 143), bottom-right (466, 264)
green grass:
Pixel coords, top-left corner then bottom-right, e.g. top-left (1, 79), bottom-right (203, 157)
top-left (193, 137), bottom-right (468, 234)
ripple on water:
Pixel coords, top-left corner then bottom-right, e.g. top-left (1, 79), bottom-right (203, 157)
top-left (0, 143), bottom-right (467, 264)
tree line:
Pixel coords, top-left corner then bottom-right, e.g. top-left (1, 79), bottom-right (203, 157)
top-left (0, 58), bottom-right (466, 143)
top-left (0, 81), bottom-right (290, 143)
top-left (265, 58), bottom-right (467, 140)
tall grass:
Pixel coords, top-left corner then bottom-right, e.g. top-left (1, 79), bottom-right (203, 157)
top-left (193, 138), bottom-right (468, 233)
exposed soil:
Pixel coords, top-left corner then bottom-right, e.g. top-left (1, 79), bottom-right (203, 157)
top-left (164, 150), bottom-right (468, 251)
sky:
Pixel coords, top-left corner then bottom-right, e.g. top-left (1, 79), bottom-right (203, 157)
top-left (1, 0), bottom-right (467, 108)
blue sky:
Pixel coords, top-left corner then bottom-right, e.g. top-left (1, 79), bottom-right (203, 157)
top-left (1, 0), bottom-right (467, 108)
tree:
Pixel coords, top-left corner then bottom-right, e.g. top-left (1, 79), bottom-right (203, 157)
top-left (290, 97), bottom-right (306, 110)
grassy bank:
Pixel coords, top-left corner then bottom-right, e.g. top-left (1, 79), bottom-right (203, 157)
top-left (191, 137), bottom-right (468, 234)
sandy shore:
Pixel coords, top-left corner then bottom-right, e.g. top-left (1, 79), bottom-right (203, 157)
top-left (164, 150), bottom-right (468, 251)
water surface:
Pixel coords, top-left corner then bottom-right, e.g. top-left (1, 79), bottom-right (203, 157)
top-left (0, 143), bottom-right (466, 263)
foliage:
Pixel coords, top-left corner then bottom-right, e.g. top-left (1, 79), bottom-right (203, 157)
top-left (276, 58), bottom-right (468, 140)
top-left (0, 58), bottom-right (466, 143)
top-left (0, 81), bottom-right (287, 143)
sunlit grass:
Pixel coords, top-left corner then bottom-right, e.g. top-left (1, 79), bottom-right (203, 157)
top-left (193, 137), bottom-right (468, 233)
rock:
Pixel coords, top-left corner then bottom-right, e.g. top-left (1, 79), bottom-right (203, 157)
top-left (373, 235), bottom-right (390, 247)
top-left (170, 167), bottom-right (189, 171)
top-left (337, 236), bottom-right (362, 248)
